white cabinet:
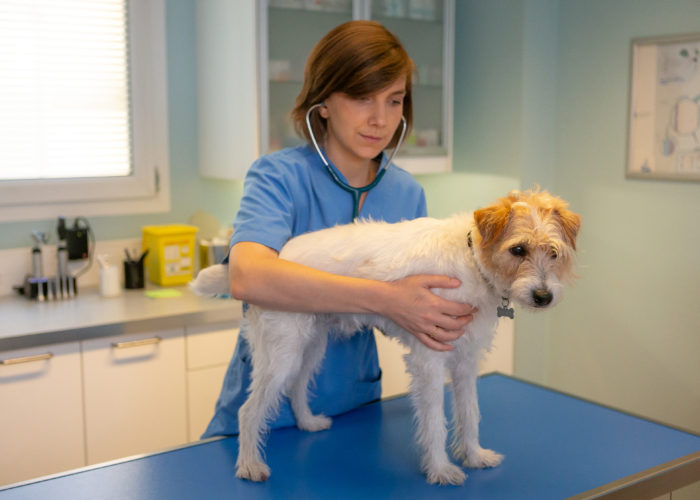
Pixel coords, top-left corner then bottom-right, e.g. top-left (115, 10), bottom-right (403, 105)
top-left (374, 318), bottom-right (514, 399)
top-left (0, 342), bottom-right (85, 486)
top-left (374, 329), bottom-right (411, 399)
top-left (196, 0), bottom-right (259, 180)
top-left (185, 324), bottom-right (239, 440)
top-left (81, 328), bottom-right (188, 464)
top-left (196, 0), bottom-right (454, 179)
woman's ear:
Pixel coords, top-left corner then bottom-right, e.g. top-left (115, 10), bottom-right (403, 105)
top-left (318, 102), bottom-right (329, 119)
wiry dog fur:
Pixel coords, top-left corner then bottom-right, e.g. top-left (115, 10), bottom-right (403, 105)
top-left (191, 189), bottom-right (580, 485)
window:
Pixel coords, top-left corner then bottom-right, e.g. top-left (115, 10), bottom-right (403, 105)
top-left (0, 0), bottom-right (169, 222)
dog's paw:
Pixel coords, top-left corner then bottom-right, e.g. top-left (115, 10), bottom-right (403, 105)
top-left (460, 447), bottom-right (504, 469)
top-left (236, 460), bottom-right (271, 482)
top-left (425, 463), bottom-right (467, 486)
top-left (296, 414), bottom-right (332, 432)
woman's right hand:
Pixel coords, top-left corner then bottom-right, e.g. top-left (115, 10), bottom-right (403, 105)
top-left (380, 275), bottom-right (477, 352)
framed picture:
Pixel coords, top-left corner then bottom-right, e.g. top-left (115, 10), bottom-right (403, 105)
top-left (626, 33), bottom-right (700, 181)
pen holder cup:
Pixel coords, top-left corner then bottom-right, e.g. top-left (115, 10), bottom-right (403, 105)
top-left (124, 260), bottom-right (145, 289)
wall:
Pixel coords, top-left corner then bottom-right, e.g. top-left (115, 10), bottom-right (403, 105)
top-left (452, 0), bottom-right (524, 179)
top-left (453, 0), bottom-right (700, 439)
top-left (549, 0), bottom-right (700, 434)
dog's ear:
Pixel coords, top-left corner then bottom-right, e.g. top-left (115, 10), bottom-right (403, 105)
top-left (553, 206), bottom-right (581, 250)
top-left (474, 199), bottom-right (512, 247)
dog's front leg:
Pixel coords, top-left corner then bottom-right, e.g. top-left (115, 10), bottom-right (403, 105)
top-left (405, 352), bottom-right (467, 485)
top-left (448, 353), bottom-right (503, 469)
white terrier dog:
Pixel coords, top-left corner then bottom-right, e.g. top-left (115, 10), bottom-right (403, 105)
top-left (191, 189), bottom-right (580, 485)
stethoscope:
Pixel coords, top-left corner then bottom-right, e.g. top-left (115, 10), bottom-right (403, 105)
top-left (305, 103), bottom-right (408, 219)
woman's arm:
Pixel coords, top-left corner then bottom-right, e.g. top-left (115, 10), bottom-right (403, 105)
top-left (229, 242), bottom-right (476, 352)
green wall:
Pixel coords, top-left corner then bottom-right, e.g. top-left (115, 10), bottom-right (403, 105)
top-left (550, 0), bottom-right (700, 434)
top-left (454, 0), bottom-right (700, 439)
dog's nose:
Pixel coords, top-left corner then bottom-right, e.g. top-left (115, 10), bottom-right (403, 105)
top-left (533, 289), bottom-right (553, 306)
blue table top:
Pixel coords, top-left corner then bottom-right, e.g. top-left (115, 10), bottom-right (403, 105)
top-left (1, 374), bottom-right (698, 499)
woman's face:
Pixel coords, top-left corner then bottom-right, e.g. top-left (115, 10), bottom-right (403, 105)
top-left (319, 76), bottom-right (406, 170)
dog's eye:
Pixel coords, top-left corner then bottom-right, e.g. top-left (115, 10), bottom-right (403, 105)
top-left (509, 245), bottom-right (527, 257)
top-left (550, 249), bottom-right (558, 260)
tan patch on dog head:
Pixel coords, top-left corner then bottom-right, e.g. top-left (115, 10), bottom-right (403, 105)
top-left (552, 204), bottom-right (581, 250)
top-left (473, 192), bottom-right (520, 248)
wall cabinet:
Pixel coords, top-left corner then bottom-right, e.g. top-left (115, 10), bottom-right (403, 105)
top-left (262, 0), bottom-right (454, 174)
top-left (0, 342), bottom-right (85, 486)
top-left (81, 328), bottom-right (188, 464)
top-left (197, 0), bottom-right (454, 179)
top-left (196, 0), bottom-right (259, 180)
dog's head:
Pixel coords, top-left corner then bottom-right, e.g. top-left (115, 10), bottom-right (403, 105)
top-left (472, 189), bottom-right (580, 310)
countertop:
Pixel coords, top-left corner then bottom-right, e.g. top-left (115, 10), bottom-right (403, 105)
top-left (0, 286), bottom-right (241, 351)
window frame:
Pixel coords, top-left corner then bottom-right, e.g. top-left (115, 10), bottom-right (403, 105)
top-left (0, 0), bottom-right (170, 222)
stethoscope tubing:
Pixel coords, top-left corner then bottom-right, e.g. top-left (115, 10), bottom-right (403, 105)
top-left (305, 103), bottom-right (407, 219)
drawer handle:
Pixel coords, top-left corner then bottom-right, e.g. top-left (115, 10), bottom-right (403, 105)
top-left (111, 336), bottom-right (162, 349)
top-left (0, 352), bottom-right (53, 366)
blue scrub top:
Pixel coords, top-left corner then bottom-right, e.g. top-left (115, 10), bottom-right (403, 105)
top-left (202, 145), bottom-right (427, 438)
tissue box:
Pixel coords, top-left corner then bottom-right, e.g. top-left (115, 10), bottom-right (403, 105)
top-left (142, 225), bottom-right (198, 286)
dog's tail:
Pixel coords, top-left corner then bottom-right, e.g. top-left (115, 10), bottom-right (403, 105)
top-left (189, 263), bottom-right (231, 296)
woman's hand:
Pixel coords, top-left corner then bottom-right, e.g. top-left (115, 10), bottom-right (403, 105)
top-left (381, 275), bottom-right (476, 352)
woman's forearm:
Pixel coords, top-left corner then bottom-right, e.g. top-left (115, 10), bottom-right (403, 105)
top-left (229, 241), bottom-right (476, 352)
top-left (228, 242), bottom-right (389, 315)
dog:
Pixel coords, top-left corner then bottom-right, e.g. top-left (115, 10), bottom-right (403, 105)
top-left (191, 189), bottom-right (580, 485)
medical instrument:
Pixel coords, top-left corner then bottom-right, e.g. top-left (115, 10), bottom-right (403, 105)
top-left (305, 103), bottom-right (408, 219)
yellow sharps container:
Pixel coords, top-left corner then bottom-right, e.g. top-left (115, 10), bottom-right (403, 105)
top-left (142, 225), bottom-right (198, 286)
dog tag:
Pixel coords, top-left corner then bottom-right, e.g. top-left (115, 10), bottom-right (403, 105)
top-left (497, 298), bottom-right (514, 319)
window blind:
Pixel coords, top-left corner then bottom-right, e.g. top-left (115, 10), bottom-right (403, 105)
top-left (0, 0), bottom-right (132, 181)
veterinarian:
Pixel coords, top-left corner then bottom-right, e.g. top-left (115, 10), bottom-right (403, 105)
top-left (202, 21), bottom-right (476, 438)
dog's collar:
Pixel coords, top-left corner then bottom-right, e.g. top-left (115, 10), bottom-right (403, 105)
top-left (467, 230), bottom-right (515, 319)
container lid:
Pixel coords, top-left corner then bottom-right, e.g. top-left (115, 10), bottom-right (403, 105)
top-left (142, 224), bottom-right (199, 236)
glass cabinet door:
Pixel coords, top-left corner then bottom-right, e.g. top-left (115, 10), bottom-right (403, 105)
top-left (260, 0), bottom-right (453, 172)
top-left (370, 0), bottom-right (449, 162)
top-left (261, 0), bottom-right (354, 153)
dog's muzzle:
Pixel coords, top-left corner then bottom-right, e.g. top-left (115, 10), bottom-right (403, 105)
top-left (532, 289), bottom-right (553, 307)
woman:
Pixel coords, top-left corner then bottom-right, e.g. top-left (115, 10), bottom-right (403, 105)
top-left (202, 20), bottom-right (475, 438)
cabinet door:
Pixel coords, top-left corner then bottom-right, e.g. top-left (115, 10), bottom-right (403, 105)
top-left (0, 342), bottom-right (85, 486)
top-left (375, 315), bottom-right (514, 400)
top-left (374, 329), bottom-right (411, 398)
top-left (370, 0), bottom-right (454, 173)
top-left (196, 0), bottom-right (258, 179)
top-left (81, 328), bottom-right (187, 464)
top-left (261, 0), bottom-right (454, 174)
top-left (261, 0), bottom-right (355, 153)
top-left (187, 364), bottom-right (229, 441)
top-left (479, 318), bottom-right (514, 376)
top-left (185, 324), bottom-right (238, 440)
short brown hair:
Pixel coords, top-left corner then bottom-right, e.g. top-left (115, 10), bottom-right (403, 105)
top-left (291, 21), bottom-right (414, 149)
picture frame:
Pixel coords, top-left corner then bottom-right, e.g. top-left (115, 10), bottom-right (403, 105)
top-left (626, 33), bottom-right (700, 182)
